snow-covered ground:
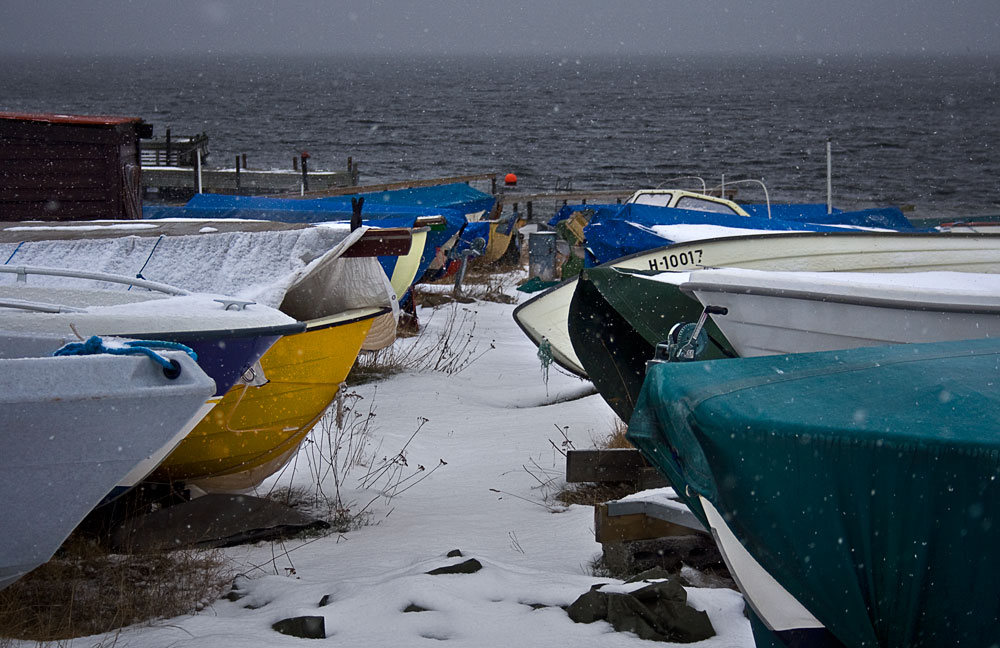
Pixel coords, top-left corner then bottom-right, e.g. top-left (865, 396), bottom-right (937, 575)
top-left (80, 278), bottom-right (754, 647)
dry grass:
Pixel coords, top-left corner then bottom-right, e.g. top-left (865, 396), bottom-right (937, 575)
top-left (0, 537), bottom-right (230, 642)
top-left (599, 418), bottom-right (634, 450)
top-left (348, 300), bottom-right (494, 384)
top-left (261, 388), bottom-right (440, 537)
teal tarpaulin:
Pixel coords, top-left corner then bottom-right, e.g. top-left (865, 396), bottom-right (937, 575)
top-left (628, 338), bottom-right (1000, 647)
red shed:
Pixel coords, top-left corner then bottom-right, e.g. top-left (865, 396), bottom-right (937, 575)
top-left (0, 112), bottom-right (151, 221)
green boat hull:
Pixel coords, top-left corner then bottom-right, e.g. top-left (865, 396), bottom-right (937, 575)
top-left (568, 266), bottom-right (734, 421)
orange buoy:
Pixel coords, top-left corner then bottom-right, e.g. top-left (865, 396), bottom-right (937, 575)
top-left (504, 172), bottom-right (518, 186)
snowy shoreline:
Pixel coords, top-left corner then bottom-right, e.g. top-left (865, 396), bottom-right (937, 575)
top-left (73, 279), bottom-right (753, 647)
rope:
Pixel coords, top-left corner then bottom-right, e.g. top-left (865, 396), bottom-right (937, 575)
top-left (53, 335), bottom-right (198, 372)
top-left (131, 234), bottom-right (165, 288)
top-left (4, 241), bottom-right (24, 265)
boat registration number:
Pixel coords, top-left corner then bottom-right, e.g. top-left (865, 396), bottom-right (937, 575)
top-left (647, 249), bottom-right (703, 271)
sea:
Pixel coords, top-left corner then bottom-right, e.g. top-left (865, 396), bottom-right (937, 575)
top-left (2, 53), bottom-right (999, 223)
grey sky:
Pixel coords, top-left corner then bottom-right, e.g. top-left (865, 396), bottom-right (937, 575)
top-left (1, 0), bottom-right (998, 57)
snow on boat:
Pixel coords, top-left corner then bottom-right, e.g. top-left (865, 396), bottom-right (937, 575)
top-left (0, 266), bottom-right (302, 397)
top-left (0, 222), bottom-right (399, 491)
top-left (0, 339), bottom-right (216, 591)
top-left (515, 229), bottom-right (1000, 381)
top-left (679, 267), bottom-right (1000, 357)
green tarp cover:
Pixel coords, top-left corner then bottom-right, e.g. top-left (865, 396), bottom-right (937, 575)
top-left (627, 338), bottom-right (1000, 647)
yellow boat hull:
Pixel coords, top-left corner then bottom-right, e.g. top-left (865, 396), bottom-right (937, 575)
top-left (387, 228), bottom-right (427, 299)
top-left (150, 308), bottom-right (381, 491)
top-left (481, 218), bottom-right (523, 264)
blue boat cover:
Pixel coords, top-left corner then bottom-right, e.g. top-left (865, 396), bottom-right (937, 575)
top-left (739, 203), bottom-right (840, 221)
top-left (185, 181), bottom-right (495, 219)
top-left (582, 203), bottom-right (917, 265)
top-left (628, 338), bottom-right (1000, 647)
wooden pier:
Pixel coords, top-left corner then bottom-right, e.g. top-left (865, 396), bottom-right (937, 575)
top-left (142, 165), bottom-right (358, 202)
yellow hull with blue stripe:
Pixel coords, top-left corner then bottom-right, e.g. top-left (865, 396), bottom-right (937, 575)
top-left (150, 307), bottom-right (383, 491)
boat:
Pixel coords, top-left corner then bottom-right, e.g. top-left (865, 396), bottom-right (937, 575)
top-left (150, 306), bottom-right (386, 491)
top-left (1, 338), bottom-right (216, 591)
top-left (0, 224), bottom-right (400, 491)
top-left (0, 266), bottom-right (302, 398)
top-left (450, 210), bottom-right (524, 266)
top-left (515, 229), bottom-right (1000, 384)
top-left (582, 201), bottom-right (916, 266)
top-left (143, 202), bottom-right (430, 303)
top-left (158, 186), bottom-right (477, 287)
top-left (677, 267), bottom-right (1000, 357)
top-left (627, 337), bottom-right (1000, 647)
top-left (0, 219), bottom-right (399, 350)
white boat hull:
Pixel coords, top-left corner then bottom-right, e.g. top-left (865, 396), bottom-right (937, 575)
top-left (0, 350), bottom-right (215, 591)
top-left (513, 231), bottom-right (1000, 377)
top-left (681, 268), bottom-right (1000, 356)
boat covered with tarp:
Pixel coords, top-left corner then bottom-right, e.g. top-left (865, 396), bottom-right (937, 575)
top-left (144, 201), bottom-right (459, 294)
top-left (628, 337), bottom-right (1000, 648)
top-left (582, 202), bottom-right (917, 266)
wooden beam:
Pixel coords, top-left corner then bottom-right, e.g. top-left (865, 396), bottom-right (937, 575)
top-left (294, 172), bottom-right (498, 198)
top-left (566, 448), bottom-right (647, 483)
top-left (595, 503), bottom-right (704, 544)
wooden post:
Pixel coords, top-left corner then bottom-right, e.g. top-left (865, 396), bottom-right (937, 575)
top-left (235, 155), bottom-right (241, 193)
top-left (300, 152), bottom-right (310, 192)
top-left (165, 128), bottom-right (171, 166)
top-left (292, 157), bottom-right (298, 171)
top-left (351, 160), bottom-right (359, 185)
top-left (242, 153), bottom-right (247, 169)
top-left (526, 201), bottom-right (533, 222)
top-left (491, 177), bottom-right (497, 194)
top-left (347, 156), bottom-right (352, 172)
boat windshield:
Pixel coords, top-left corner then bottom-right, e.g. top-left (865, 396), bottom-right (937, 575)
top-left (675, 196), bottom-right (741, 215)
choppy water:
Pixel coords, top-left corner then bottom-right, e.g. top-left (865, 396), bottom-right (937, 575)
top-left (2, 53), bottom-right (999, 221)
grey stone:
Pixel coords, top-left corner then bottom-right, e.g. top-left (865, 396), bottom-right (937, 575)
top-left (426, 558), bottom-right (482, 575)
top-left (565, 577), bottom-right (715, 643)
top-left (566, 588), bottom-right (608, 624)
top-left (272, 616), bottom-right (326, 639)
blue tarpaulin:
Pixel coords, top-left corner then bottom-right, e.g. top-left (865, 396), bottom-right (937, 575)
top-left (582, 203), bottom-right (918, 265)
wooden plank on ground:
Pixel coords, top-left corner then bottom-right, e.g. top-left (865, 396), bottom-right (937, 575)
top-left (566, 448), bottom-right (647, 483)
top-left (595, 503), bottom-right (704, 544)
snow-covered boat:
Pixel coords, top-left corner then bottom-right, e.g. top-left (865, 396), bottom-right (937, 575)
top-left (0, 338), bottom-right (216, 591)
top-left (515, 230), bottom-right (1000, 379)
top-left (0, 265), bottom-right (304, 398)
top-left (676, 267), bottom-right (1000, 356)
top-left (0, 222), bottom-right (398, 492)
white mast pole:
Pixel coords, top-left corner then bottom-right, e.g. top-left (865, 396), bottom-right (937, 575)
top-left (826, 139), bottom-right (832, 214)
top-left (196, 149), bottom-right (203, 194)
